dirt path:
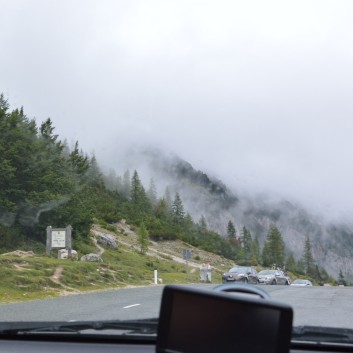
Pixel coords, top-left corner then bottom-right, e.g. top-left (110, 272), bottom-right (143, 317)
top-left (50, 266), bottom-right (79, 295)
top-left (91, 236), bottom-right (105, 256)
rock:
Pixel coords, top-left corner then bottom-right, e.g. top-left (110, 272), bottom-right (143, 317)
top-left (96, 233), bottom-right (118, 249)
top-left (2, 250), bottom-right (34, 257)
top-left (80, 253), bottom-right (102, 262)
top-left (58, 249), bottom-right (78, 260)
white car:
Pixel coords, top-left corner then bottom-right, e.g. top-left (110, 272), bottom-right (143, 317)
top-left (291, 279), bottom-right (313, 286)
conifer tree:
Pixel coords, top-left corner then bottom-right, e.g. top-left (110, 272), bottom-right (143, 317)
top-left (147, 178), bottom-right (158, 207)
top-left (227, 220), bottom-right (236, 239)
top-left (164, 187), bottom-right (173, 211)
top-left (251, 237), bottom-right (261, 265)
top-left (130, 170), bottom-right (151, 220)
top-left (241, 226), bottom-right (252, 264)
top-left (137, 222), bottom-right (149, 254)
top-left (338, 269), bottom-right (347, 286)
top-left (285, 253), bottom-right (297, 272)
top-left (172, 192), bottom-right (185, 224)
top-left (302, 236), bottom-right (315, 276)
top-left (262, 225), bottom-right (285, 267)
top-left (122, 170), bottom-right (131, 199)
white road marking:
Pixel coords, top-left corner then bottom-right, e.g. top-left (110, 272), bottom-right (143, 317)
top-left (123, 303), bottom-right (141, 309)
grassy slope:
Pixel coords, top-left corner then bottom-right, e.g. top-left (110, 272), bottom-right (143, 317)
top-left (0, 224), bottom-right (235, 303)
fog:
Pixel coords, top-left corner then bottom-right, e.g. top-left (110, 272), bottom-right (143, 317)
top-left (2, 0), bottom-right (353, 221)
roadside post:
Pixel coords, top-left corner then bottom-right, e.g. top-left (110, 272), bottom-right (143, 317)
top-left (183, 249), bottom-right (192, 279)
top-left (154, 269), bottom-right (158, 284)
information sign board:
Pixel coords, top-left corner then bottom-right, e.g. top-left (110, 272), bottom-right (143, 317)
top-left (46, 225), bottom-right (72, 257)
top-left (51, 230), bottom-right (66, 248)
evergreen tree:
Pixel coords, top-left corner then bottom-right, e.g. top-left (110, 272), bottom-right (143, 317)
top-left (241, 226), bottom-right (252, 264)
top-left (251, 237), bottom-right (261, 266)
top-left (338, 269), bottom-right (347, 286)
top-left (137, 222), bottom-right (149, 254)
top-left (147, 178), bottom-right (158, 207)
top-left (262, 225), bottom-right (285, 267)
top-left (313, 265), bottom-right (323, 285)
top-left (296, 259), bottom-right (305, 275)
top-left (164, 187), bottom-right (173, 211)
top-left (172, 192), bottom-right (185, 224)
top-left (122, 170), bottom-right (131, 199)
top-left (182, 213), bottom-right (195, 243)
top-left (285, 253), bottom-right (297, 272)
top-left (69, 141), bottom-right (89, 176)
top-left (199, 215), bottom-right (207, 232)
top-left (155, 198), bottom-right (170, 221)
top-left (227, 220), bottom-right (240, 250)
top-left (130, 170), bottom-right (151, 221)
top-left (302, 236), bottom-right (315, 276)
top-left (227, 220), bottom-right (236, 239)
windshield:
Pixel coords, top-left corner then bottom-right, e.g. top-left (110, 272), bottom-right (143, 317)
top-left (258, 270), bottom-right (277, 276)
top-left (1, 0), bottom-right (353, 346)
top-left (293, 280), bottom-right (308, 285)
top-left (229, 267), bottom-right (249, 274)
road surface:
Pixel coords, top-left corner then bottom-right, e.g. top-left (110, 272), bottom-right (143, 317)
top-left (0, 284), bottom-right (352, 329)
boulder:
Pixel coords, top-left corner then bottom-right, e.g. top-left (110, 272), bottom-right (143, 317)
top-left (58, 249), bottom-right (78, 260)
top-left (96, 233), bottom-right (118, 249)
top-left (80, 253), bottom-right (102, 262)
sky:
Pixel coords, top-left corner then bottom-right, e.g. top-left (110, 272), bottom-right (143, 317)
top-left (1, 0), bottom-right (353, 221)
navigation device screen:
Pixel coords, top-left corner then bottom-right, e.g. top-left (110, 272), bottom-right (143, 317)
top-left (157, 286), bottom-right (293, 353)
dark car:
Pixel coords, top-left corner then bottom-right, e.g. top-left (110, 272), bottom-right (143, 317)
top-left (222, 266), bottom-right (258, 284)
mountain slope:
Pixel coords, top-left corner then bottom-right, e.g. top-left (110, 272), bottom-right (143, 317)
top-left (119, 147), bottom-right (353, 281)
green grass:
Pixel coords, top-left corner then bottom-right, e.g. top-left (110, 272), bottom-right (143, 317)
top-left (0, 242), bottom-right (214, 303)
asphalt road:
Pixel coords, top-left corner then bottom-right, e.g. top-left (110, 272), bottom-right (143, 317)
top-left (1, 284), bottom-right (353, 329)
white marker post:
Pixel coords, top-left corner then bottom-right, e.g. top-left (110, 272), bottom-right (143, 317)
top-left (154, 269), bottom-right (158, 284)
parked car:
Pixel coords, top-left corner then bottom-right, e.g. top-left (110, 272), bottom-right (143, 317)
top-left (291, 279), bottom-right (313, 286)
top-left (222, 266), bottom-right (258, 284)
top-left (258, 269), bottom-right (290, 285)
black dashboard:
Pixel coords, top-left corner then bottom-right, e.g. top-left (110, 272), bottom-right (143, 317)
top-left (1, 337), bottom-right (353, 353)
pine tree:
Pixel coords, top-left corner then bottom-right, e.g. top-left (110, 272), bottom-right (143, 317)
top-left (155, 198), bottom-right (170, 221)
top-left (262, 225), bottom-right (285, 267)
top-left (172, 192), bottom-right (185, 224)
top-left (241, 226), bottom-right (252, 264)
top-left (122, 170), bottom-right (131, 199)
top-left (137, 222), bottom-right (149, 254)
top-left (251, 237), bottom-right (261, 266)
top-left (302, 236), bottom-right (315, 276)
top-left (338, 269), bottom-right (347, 286)
top-left (164, 187), bottom-right (172, 211)
top-left (130, 170), bottom-right (151, 221)
top-left (227, 220), bottom-right (236, 239)
top-left (147, 178), bottom-right (158, 207)
top-left (285, 253), bottom-right (297, 272)
top-left (69, 141), bottom-right (89, 176)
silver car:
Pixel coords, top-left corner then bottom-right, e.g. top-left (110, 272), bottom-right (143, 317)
top-left (290, 279), bottom-right (313, 286)
top-left (258, 269), bottom-right (290, 285)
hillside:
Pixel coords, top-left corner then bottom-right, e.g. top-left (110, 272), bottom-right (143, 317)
top-left (116, 147), bottom-right (353, 281)
top-left (0, 223), bottom-right (235, 303)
